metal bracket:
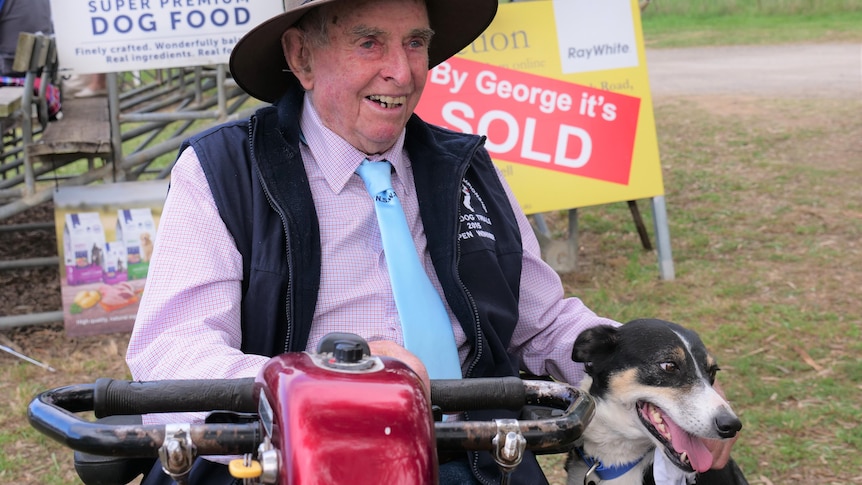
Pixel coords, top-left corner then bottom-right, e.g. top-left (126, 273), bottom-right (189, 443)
top-left (492, 419), bottom-right (526, 485)
top-left (159, 423), bottom-right (196, 485)
top-left (258, 436), bottom-right (280, 484)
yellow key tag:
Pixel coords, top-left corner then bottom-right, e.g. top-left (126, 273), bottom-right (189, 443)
top-left (229, 458), bottom-right (263, 479)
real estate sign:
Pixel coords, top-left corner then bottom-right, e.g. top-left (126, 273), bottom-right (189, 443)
top-left (416, 0), bottom-right (664, 214)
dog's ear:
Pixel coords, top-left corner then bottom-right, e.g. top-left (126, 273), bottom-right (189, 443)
top-left (571, 325), bottom-right (620, 369)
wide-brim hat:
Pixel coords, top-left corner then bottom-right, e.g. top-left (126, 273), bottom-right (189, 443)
top-left (230, 0), bottom-right (498, 102)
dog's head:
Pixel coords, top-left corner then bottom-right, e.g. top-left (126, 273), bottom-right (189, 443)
top-left (572, 318), bottom-right (742, 473)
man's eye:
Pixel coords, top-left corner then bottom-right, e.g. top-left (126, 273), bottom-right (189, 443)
top-left (360, 40), bottom-right (375, 49)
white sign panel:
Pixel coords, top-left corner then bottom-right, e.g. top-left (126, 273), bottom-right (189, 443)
top-left (553, 0), bottom-right (639, 74)
top-left (50, 0), bottom-right (284, 74)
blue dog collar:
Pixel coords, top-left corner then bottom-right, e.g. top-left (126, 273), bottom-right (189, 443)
top-left (575, 446), bottom-right (645, 481)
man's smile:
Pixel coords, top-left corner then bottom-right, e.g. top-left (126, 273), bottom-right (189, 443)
top-left (367, 94), bottom-right (407, 108)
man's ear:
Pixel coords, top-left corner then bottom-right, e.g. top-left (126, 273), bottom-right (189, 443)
top-left (282, 28), bottom-right (314, 90)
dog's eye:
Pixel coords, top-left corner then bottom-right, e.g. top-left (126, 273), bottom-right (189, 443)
top-left (659, 362), bottom-right (679, 373)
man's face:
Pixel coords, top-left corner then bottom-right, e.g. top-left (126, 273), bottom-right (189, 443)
top-left (291, 0), bottom-right (432, 154)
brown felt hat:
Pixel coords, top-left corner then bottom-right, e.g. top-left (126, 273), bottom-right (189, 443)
top-left (229, 0), bottom-right (498, 102)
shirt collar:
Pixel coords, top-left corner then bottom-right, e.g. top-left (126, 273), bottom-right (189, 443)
top-left (299, 95), bottom-right (411, 196)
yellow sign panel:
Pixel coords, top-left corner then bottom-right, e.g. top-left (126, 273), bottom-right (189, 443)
top-left (416, 0), bottom-right (663, 214)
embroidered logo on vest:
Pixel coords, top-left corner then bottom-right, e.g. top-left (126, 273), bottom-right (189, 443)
top-left (458, 180), bottom-right (496, 252)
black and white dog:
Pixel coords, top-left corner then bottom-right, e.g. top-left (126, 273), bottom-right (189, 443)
top-left (566, 319), bottom-right (744, 485)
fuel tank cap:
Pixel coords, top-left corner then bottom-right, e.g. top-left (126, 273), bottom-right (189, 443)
top-left (313, 332), bottom-right (381, 372)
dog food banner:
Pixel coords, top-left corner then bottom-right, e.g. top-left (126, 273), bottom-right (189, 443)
top-left (416, 0), bottom-right (663, 214)
top-left (54, 180), bottom-right (168, 337)
top-left (49, 0), bottom-right (284, 74)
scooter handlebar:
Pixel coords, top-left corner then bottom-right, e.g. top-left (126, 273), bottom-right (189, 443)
top-left (28, 376), bottom-right (593, 457)
top-left (27, 382), bottom-right (261, 457)
top-left (433, 378), bottom-right (594, 453)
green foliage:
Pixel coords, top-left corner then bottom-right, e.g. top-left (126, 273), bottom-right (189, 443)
top-left (642, 0), bottom-right (862, 16)
top-left (641, 2), bottom-right (862, 47)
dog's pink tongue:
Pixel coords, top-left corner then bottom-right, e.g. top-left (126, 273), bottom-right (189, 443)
top-left (663, 414), bottom-right (714, 473)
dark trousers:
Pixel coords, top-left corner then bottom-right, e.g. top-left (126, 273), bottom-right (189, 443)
top-left (140, 458), bottom-right (485, 485)
top-left (137, 457), bottom-right (748, 485)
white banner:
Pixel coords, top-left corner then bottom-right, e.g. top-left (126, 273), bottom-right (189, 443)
top-left (50, 0), bottom-right (284, 74)
top-left (553, 0), bottom-right (639, 74)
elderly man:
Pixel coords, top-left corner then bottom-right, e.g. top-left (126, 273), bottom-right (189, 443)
top-left (127, 0), bottom-right (738, 483)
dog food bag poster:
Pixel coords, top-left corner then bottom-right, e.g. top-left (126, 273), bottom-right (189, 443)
top-left (416, 0), bottom-right (663, 214)
top-left (116, 208), bottom-right (157, 280)
top-left (53, 180), bottom-right (168, 337)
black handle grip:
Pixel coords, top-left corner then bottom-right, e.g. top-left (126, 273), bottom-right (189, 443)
top-left (93, 377), bottom-right (258, 418)
top-left (431, 377), bottom-right (526, 412)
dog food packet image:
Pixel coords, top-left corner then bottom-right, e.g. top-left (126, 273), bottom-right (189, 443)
top-left (97, 281), bottom-right (140, 313)
top-left (63, 212), bottom-right (107, 286)
top-left (116, 208), bottom-right (157, 280)
top-left (102, 241), bottom-right (128, 285)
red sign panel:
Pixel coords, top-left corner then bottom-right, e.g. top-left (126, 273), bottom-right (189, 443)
top-left (416, 57), bottom-right (641, 185)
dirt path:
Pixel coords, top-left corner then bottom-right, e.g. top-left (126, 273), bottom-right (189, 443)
top-left (646, 43), bottom-right (862, 98)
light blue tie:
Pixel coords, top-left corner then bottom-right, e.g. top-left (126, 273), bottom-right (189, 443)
top-left (356, 159), bottom-right (462, 380)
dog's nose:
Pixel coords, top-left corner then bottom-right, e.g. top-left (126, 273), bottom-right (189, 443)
top-left (715, 410), bottom-right (742, 438)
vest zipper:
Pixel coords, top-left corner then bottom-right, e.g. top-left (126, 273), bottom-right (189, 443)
top-left (458, 138), bottom-right (486, 380)
top-left (454, 138), bottom-right (495, 485)
top-left (248, 115), bottom-right (295, 354)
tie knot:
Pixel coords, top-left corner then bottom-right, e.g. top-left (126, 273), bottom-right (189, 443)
top-left (356, 159), bottom-right (393, 197)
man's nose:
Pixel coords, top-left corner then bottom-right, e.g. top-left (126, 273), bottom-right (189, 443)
top-left (382, 46), bottom-right (412, 84)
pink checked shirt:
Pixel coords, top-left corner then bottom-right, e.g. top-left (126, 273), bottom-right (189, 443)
top-left (126, 97), bottom-right (619, 424)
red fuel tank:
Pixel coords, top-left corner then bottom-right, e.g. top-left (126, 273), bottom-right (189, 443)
top-left (257, 347), bottom-right (437, 485)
